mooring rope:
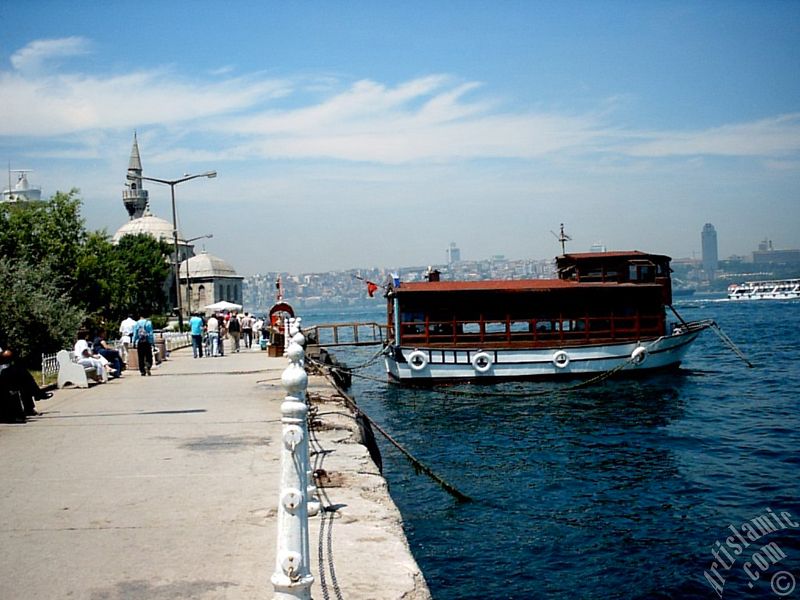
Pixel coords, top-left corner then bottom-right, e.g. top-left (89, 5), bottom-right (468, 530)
top-left (307, 358), bottom-right (472, 503)
top-left (708, 321), bottom-right (755, 368)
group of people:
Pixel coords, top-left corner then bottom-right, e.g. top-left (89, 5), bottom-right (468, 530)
top-left (188, 311), bottom-right (267, 358)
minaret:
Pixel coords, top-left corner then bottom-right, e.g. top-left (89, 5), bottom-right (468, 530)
top-left (122, 132), bottom-right (149, 219)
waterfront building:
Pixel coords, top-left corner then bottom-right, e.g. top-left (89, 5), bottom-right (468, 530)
top-left (752, 239), bottom-right (800, 265)
top-left (701, 223), bottom-right (718, 280)
top-left (179, 251), bottom-right (243, 314)
top-left (447, 242), bottom-right (461, 264)
top-left (589, 242), bottom-right (608, 253)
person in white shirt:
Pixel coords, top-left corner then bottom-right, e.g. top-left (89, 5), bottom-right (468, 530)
top-left (119, 315), bottom-right (136, 362)
top-left (207, 315), bottom-right (220, 357)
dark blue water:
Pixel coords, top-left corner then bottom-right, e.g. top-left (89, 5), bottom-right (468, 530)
top-left (302, 299), bottom-right (800, 599)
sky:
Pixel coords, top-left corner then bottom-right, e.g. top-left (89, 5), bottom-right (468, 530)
top-left (1, 1), bottom-right (799, 275)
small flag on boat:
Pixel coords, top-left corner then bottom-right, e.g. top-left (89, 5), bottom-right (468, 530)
top-left (366, 281), bottom-right (379, 297)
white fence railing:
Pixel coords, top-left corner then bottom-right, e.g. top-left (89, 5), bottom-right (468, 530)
top-left (40, 332), bottom-right (193, 384)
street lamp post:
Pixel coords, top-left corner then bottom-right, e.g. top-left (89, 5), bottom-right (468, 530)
top-left (181, 233), bottom-right (213, 315)
top-left (127, 171), bottom-right (216, 331)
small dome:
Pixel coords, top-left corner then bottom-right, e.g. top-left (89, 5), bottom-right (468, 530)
top-left (113, 213), bottom-right (174, 244)
top-left (180, 251), bottom-right (238, 279)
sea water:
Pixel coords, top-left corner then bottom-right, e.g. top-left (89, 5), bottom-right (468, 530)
top-left (300, 299), bottom-right (800, 599)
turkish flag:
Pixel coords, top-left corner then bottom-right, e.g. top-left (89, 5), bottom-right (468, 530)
top-left (367, 282), bottom-right (379, 297)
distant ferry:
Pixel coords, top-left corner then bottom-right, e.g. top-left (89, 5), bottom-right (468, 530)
top-left (384, 251), bottom-right (712, 384)
top-left (727, 279), bottom-right (800, 301)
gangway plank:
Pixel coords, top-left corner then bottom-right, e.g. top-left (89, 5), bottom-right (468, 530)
top-left (305, 321), bottom-right (388, 347)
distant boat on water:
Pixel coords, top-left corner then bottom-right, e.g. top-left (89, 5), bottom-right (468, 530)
top-left (727, 279), bottom-right (800, 301)
top-left (2, 169), bottom-right (42, 203)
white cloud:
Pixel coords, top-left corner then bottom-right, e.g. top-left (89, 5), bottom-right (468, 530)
top-left (0, 70), bottom-right (292, 136)
top-left (2, 38), bottom-right (799, 169)
top-left (10, 36), bottom-right (91, 73)
top-left (623, 114), bottom-right (800, 157)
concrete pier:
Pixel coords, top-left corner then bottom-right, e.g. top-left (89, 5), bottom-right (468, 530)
top-left (0, 346), bottom-right (430, 599)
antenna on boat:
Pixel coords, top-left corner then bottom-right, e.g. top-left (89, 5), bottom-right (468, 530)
top-left (551, 223), bottom-right (571, 254)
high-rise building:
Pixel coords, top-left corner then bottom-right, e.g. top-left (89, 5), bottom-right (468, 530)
top-left (447, 242), bottom-right (461, 264)
top-left (701, 223), bottom-right (718, 279)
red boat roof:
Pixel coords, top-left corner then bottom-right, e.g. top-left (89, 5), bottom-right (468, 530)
top-left (560, 250), bottom-right (662, 259)
top-left (393, 279), bottom-right (660, 294)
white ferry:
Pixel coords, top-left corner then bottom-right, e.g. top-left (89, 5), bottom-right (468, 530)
top-left (727, 279), bottom-right (800, 301)
top-left (384, 251), bottom-right (712, 384)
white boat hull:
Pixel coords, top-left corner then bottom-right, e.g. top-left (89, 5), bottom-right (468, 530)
top-left (385, 325), bottom-right (706, 383)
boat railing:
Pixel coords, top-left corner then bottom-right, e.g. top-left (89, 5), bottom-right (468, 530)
top-left (305, 322), bottom-right (388, 347)
top-left (398, 313), bottom-right (664, 347)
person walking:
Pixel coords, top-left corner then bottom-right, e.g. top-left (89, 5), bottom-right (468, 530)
top-left (189, 313), bottom-right (205, 358)
top-left (241, 312), bottom-right (254, 349)
top-left (228, 312), bottom-right (241, 353)
top-left (132, 314), bottom-right (155, 375)
top-left (119, 314), bottom-right (136, 364)
top-left (207, 314), bottom-right (220, 357)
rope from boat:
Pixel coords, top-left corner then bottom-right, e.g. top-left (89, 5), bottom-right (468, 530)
top-left (307, 357), bottom-right (473, 503)
top-left (708, 321), bottom-right (755, 368)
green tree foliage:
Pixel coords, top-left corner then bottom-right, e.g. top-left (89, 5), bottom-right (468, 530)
top-left (0, 191), bottom-right (172, 364)
top-left (0, 190), bottom-right (85, 294)
top-left (112, 234), bottom-right (172, 318)
top-left (0, 257), bottom-right (85, 364)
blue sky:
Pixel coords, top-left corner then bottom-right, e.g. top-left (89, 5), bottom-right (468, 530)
top-left (1, 1), bottom-right (799, 275)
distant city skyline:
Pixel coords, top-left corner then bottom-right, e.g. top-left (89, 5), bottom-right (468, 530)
top-left (1, 2), bottom-right (799, 275)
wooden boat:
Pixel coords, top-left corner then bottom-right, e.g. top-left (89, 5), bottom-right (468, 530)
top-left (384, 251), bottom-right (712, 383)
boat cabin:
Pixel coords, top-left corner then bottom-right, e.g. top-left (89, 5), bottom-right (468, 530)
top-left (387, 252), bottom-right (674, 350)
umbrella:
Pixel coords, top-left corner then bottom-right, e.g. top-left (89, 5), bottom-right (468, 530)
top-left (204, 300), bottom-right (243, 312)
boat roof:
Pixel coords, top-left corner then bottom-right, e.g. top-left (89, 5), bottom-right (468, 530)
top-left (392, 279), bottom-right (661, 294)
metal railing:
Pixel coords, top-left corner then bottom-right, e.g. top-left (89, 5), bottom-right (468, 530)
top-left (304, 322), bottom-right (387, 347)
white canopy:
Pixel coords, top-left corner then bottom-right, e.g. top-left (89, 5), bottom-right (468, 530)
top-left (204, 300), bottom-right (243, 312)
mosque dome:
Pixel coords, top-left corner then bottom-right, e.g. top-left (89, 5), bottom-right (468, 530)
top-left (179, 251), bottom-right (238, 279)
top-left (112, 212), bottom-right (174, 244)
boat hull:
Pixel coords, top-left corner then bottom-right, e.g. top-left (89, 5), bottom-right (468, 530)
top-left (384, 325), bottom-right (706, 384)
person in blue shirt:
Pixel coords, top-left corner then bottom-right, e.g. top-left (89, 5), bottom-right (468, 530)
top-left (132, 314), bottom-right (155, 376)
top-left (189, 313), bottom-right (205, 358)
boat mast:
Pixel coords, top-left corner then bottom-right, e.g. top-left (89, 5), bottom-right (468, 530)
top-left (551, 223), bottom-right (572, 254)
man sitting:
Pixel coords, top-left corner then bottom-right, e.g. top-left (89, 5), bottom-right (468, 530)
top-left (0, 349), bottom-right (53, 421)
top-left (93, 328), bottom-right (123, 378)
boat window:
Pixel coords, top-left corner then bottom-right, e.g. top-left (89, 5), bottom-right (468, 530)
top-left (509, 321), bottom-right (530, 333)
top-left (485, 322), bottom-right (506, 334)
top-left (461, 322), bottom-right (481, 335)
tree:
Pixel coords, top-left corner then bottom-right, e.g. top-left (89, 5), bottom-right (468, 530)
top-left (0, 257), bottom-right (85, 366)
top-left (0, 191), bottom-right (172, 363)
top-left (0, 190), bottom-right (86, 296)
top-left (112, 234), bottom-right (172, 319)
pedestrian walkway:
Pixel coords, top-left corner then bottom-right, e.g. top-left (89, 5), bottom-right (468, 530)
top-left (0, 346), bottom-right (429, 599)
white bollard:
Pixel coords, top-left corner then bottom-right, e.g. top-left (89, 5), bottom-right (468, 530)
top-left (288, 319), bottom-right (320, 518)
top-left (271, 340), bottom-right (314, 599)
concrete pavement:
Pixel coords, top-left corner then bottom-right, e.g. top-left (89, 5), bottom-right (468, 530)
top-left (0, 344), bottom-right (430, 599)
